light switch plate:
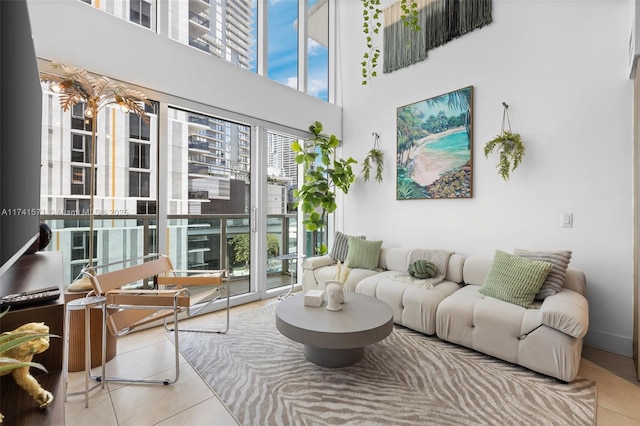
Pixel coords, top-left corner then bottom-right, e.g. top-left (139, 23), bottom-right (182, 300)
top-left (561, 213), bottom-right (573, 228)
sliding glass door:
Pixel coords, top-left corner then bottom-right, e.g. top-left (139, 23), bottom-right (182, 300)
top-left (265, 131), bottom-right (299, 294)
top-left (40, 87), bottom-right (303, 307)
top-left (166, 107), bottom-right (252, 298)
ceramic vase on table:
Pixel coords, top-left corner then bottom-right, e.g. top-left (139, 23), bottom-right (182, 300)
top-left (325, 280), bottom-right (344, 311)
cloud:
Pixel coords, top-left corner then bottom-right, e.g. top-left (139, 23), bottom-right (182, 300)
top-left (307, 79), bottom-right (327, 98)
top-left (308, 39), bottom-right (324, 56)
top-left (284, 76), bottom-right (326, 99)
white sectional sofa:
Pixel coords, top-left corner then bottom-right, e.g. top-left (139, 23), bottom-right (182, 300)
top-left (302, 247), bottom-right (465, 335)
top-left (436, 255), bottom-right (588, 383)
top-left (301, 247), bottom-right (589, 382)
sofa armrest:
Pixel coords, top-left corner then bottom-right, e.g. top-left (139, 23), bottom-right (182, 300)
top-left (539, 289), bottom-right (589, 339)
top-left (302, 255), bottom-right (336, 271)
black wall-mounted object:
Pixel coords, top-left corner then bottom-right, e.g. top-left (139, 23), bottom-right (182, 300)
top-left (0, 0), bottom-right (43, 275)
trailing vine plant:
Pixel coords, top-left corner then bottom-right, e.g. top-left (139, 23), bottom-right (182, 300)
top-left (483, 103), bottom-right (525, 181)
top-left (361, 0), bottom-right (382, 85)
top-left (362, 132), bottom-right (384, 183)
top-left (400, 0), bottom-right (420, 32)
top-left (361, 0), bottom-right (420, 85)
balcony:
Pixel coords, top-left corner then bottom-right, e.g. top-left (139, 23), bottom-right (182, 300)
top-left (40, 213), bottom-right (299, 297)
top-left (189, 0), bottom-right (210, 15)
top-left (188, 139), bottom-right (209, 151)
top-left (189, 12), bottom-right (209, 38)
top-left (189, 37), bottom-right (210, 53)
top-left (189, 190), bottom-right (209, 200)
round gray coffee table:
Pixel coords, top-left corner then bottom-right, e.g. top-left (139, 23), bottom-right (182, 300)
top-left (275, 292), bottom-right (393, 368)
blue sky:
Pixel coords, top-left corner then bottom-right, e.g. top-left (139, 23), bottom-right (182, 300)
top-left (250, 0), bottom-right (328, 101)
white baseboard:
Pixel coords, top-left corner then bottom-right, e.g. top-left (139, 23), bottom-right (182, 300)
top-left (585, 329), bottom-right (634, 357)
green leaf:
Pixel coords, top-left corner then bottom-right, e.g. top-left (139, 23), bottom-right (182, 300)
top-left (0, 359), bottom-right (48, 374)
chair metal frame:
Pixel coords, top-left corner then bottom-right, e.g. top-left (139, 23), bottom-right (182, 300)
top-left (80, 253), bottom-right (228, 386)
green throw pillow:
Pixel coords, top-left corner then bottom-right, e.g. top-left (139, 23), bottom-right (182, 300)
top-left (408, 259), bottom-right (437, 279)
top-left (346, 237), bottom-right (382, 270)
top-left (479, 250), bottom-right (553, 309)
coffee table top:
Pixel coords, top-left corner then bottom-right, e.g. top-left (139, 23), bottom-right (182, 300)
top-left (275, 292), bottom-right (393, 350)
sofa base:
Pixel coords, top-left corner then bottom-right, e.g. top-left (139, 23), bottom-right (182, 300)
top-left (436, 285), bottom-right (584, 382)
top-left (357, 271), bottom-right (460, 335)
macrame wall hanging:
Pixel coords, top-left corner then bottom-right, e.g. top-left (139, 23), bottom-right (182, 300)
top-left (383, 0), bottom-right (493, 73)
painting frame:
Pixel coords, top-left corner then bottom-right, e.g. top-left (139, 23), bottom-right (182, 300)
top-left (396, 86), bottom-right (473, 200)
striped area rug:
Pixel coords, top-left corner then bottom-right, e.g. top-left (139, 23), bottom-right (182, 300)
top-left (177, 303), bottom-right (596, 426)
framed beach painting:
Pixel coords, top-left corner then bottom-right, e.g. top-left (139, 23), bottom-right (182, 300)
top-left (396, 86), bottom-right (473, 200)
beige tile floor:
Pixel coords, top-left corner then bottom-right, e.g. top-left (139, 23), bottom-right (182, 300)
top-left (65, 298), bottom-right (640, 426)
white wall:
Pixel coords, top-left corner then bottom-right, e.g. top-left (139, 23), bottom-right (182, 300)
top-left (337, 0), bottom-right (634, 356)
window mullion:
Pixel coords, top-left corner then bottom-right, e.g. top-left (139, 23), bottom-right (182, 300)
top-left (298, 0), bottom-right (308, 94)
top-left (256, 0), bottom-right (268, 77)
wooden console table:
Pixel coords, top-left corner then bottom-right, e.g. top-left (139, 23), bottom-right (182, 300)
top-left (0, 251), bottom-right (64, 425)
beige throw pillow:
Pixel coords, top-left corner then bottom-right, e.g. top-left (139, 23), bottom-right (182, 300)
top-left (513, 249), bottom-right (572, 300)
top-left (330, 231), bottom-right (365, 263)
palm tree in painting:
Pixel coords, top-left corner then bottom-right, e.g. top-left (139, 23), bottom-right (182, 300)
top-left (423, 87), bottom-right (472, 149)
top-left (397, 106), bottom-right (425, 168)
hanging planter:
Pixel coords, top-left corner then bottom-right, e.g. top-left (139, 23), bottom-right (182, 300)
top-left (362, 132), bottom-right (384, 183)
top-left (483, 102), bottom-right (525, 181)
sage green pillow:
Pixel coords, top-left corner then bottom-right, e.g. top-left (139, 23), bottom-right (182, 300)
top-left (479, 250), bottom-right (553, 309)
top-left (346, 237), bottom-right (382, 270)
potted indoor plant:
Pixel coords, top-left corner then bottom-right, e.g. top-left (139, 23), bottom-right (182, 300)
top-left (361, 132), bottom-right (384, 183)
top-left (292, 122), bottom-right (357, 255)
top-left (483, 103), bottom-right (525, 181)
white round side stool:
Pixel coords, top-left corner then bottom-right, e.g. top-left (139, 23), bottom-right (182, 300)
top-left (63, 295), bottom-right (107, 408)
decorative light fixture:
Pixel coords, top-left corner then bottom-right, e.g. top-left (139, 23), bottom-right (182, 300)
top-left (40, 63), bottom-right (152, 268)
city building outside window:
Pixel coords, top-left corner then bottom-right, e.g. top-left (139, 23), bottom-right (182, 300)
top-left (129, 171), bottom-right (150, 197)
top-left (79, 0), bottom-right (331, 101)
top-left (64, 199), bottom-right (90, 215)
top-left (70, 166), bottom-right (93, 195)
top-left (137, 200), bottom-right (156, 215)
top-left (71, 103), bottom-right (92, 131)
top-left (70, 230), bottom-right (96, 278)
top-left (71, 133), bottom-right (92, 163)
top-left (130, 0), bottom-right (151, 28)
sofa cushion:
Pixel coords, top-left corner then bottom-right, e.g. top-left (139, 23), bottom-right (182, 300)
top-left (346, 238), bottom-right (383, 270)
top-left (539, 289), bottom-right (589, 338)
top-left (379, 247), bottom-right (412, 271)
top-left (329, 231), bottom-right (365, 263)
top-left (513, 249), bottom-right (572, 300)
top-left (314, 264), bottom-right (379, 292)
top-left (356, 271), bottom-right (460, 335)
top-left (436, 284), bottom-right (584, 382)
top-left (478, 250), bottom-right (553, 309)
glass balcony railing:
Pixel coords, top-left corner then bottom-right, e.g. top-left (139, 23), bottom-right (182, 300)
top-left (189, 37), bottom-right (210, 53)
top-left (188, 11), bottom-right (210, 28)
top-left (40, 213), bottom-right (297, 295)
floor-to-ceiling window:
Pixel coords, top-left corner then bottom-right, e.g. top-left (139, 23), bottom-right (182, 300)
top-left (267, 0), bottom-right (298, 89)
top-left (266, 131), bottom-right (299, 291)
top-left (307, 0), bottom-right (329, 101)
top-left (40, 84), bottom-right (159, 285)
top-left (166, 107), bottom-right (253, 297)
top-left (79, 0), bottom-right (331, 101)
top-left (34, 0), bottom-right (335, 312)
